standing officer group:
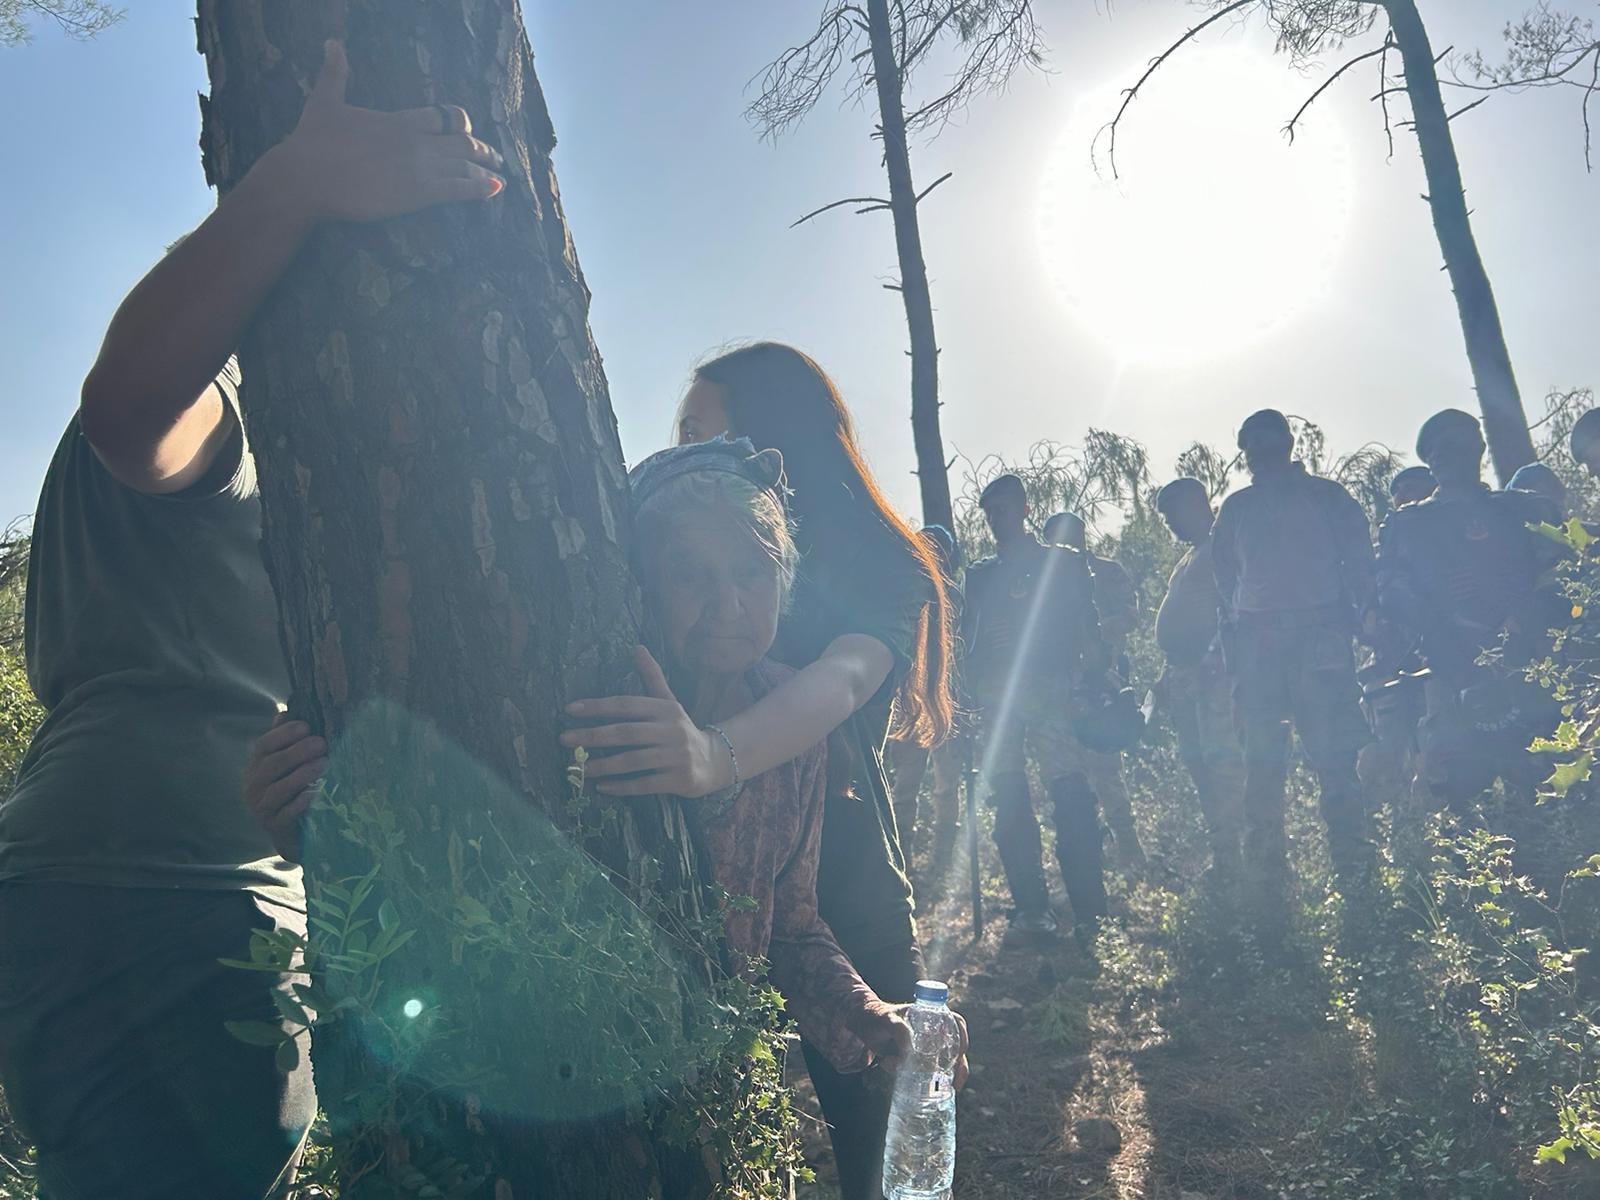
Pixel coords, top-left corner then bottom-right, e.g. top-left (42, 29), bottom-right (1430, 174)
top-left (942, 402), bottom-right (1585, 951)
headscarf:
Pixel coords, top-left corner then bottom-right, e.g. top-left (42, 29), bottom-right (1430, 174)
top-left (628, 436), bottom-right (786, 509)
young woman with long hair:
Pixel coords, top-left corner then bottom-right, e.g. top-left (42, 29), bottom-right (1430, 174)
top-left (563, 342), bottom-right (958, 1198)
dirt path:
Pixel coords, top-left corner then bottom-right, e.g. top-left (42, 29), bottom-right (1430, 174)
top-left (791, 853), bottom-right (1184, 1200)
top-left (785, 767), bottom-right (1600, 1200)
top-left (787, 844), bottom-right (1553, 1200)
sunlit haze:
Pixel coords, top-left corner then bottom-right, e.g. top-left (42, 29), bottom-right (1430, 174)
top-left (1041, 46), bottom-right (1354, 366)
top-left (2, 0), bottom-right (1595, 524)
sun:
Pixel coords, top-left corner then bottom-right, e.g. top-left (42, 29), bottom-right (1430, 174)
top-left (1039, 43), bottom-right (1356, 367)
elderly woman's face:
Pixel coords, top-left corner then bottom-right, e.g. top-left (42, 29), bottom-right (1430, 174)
top-left (652, 509), bottom-right (781, 678)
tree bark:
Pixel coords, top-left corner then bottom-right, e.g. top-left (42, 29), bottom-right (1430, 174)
top-left (1385, 0), bottom-right (1536, 484)
top-left (196, 4), bottom-right (739, 1195)
top-left (866, 0), bottom-right (956, 531)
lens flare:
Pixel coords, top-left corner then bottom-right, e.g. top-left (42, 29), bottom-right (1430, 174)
top-left (1040, 43), bottom-right (1355, 366)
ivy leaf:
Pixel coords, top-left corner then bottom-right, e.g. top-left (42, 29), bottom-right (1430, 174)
top-left (1531, 720), bottom-right (1581, 753)
top-left (1568, 517), bottom-right (1595, 554)
top-left (275, 1034), bottom-right (302, 1073)
top-left (1535, 1138), bottom-right (1573, 1164)
top-left (217, 957), bottom-right (292, 973)
top-left (378, 898), bottom-right (399, 932)
top-left (273, 989), bottom-right (313, 1028)
top-left (224, 1019), bottom-right (288, 1047)
top-left (1533, 521), bottom-right (1573, 548)
top-left (1546, 753), bottom-right (1593, 797)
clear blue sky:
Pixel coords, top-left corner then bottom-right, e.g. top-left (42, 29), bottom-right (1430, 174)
top-left (3, 0), bottom-right (1596, 525)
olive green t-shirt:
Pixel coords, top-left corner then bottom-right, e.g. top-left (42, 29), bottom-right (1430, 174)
top-left (772, 520), bottom-right (932, 953)
top-left (1, 367), bottom-right (302, 908)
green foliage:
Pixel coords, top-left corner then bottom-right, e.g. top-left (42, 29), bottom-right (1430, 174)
top-left (953, 431), bottom-right (1154, 563)
top-left (0, 0), bottom-right (123, 48)
top-left (0, 651), bottom-right (41, 802)
top-left (1425, 824), bottom-right (1600, 1166)
top-left (0, 526), bottom-right (39, 1193)
top-left (1284, 1099), bottom-right (1506, 1200)
top-left (1462, 8), bottom-right (1600, 169)
top-left (1529, 388), bottom-right (1600, 521)
top-left (1207, 0), bottom-right (1380, 61)
top-left (0, 527), bottom-right (39, 801)
top-left (225, 710), bottom-right (803, 1198)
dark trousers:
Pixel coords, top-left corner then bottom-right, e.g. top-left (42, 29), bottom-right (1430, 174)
top-left (0, 883), bottom-right (317, 1200)
top-left (800, 934), bottom-right (924, 1200)
top-left (1231, 618), bottom-right (1374, 915)
top-left (991, 771), bottom-right (1108, 927)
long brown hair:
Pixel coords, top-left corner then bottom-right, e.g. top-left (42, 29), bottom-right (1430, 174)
top-left (690, 342), bottom-right (955, 746)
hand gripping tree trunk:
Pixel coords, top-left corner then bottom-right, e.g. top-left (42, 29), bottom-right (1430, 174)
top-left (1385, 0), bottom-right (1536, 483)
top-left (865, 0), bottom-right (954, 532)
top-left (196, 5), bottom-right (771, 1196)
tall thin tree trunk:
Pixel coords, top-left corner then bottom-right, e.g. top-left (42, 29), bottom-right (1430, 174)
top-left (866, 0), bottom-right (955, 531)
top-left (196, 4), bottom-right (739, 1195)
top-left (1385, 0), bottom-right (1535, 484)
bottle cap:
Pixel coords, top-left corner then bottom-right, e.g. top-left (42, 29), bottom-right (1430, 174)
top-left (914, 979), bottom-right (949, 1004)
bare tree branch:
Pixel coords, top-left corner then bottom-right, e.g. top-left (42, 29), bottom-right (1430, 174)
top-left (1283, 36), bottom-right (1392, 144)
top-left (750, 1), bottom-right (1046, 141)
top-left (1445, 95), bottom-right (1490, 121)
top-left (1395, 94), bottom-right (1489, 131)
top-left (1255, 0), bottom-right (1380, 59)
top-left (899, 4), bottom-right (962, 76)
top-left (1094, 0), bottom-right (1255, 180)
top-left (1378, 32), bottom-right (1397, 159)
top-left (901, 1), bottom-right (1044, 133)
top-left (914, 169), bottom-right (954, 202)
top-left (746, 3), bottom-right (869, 140)
top-left (791, 194), bottom-right (895, 227)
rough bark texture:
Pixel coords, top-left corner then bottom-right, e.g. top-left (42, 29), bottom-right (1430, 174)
top-left (1385, 0), bottom-right (1536, 484)
top-left (195, 4), bottom-right (725, 1195)
top-left (866, 0), bottom-right (956, 532)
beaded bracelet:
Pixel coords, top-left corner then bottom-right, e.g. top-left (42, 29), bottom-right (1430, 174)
top-left (703, 723), bottom-right (743, 808)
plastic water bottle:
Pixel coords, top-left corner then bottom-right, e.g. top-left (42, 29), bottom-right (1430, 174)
top-left (882, 979), bottom-right (960, 1200)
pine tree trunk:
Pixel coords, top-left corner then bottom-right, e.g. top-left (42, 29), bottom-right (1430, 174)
top-left (1385, 0), bottom-right (1535, 484)
top-left (195, 4), bottom-right (740, 1195)
top-left (866, 0), bottom-right (955, 531)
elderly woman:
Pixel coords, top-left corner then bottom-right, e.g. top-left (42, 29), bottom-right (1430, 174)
top-left (618, 438), bottom-right (912, 1069)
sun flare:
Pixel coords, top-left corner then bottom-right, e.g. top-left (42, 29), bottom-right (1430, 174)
top-left (1040, 44), bottom-right (1356, 367)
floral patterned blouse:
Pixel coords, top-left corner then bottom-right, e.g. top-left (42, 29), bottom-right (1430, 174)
top-left (697, 658), bottom-right (878, 1073)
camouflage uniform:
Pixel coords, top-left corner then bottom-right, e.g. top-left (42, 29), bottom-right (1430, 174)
top-left (963, 538), bottom-right (1107, 924)
top-left (1356, 663), bottom-right (1428, 874)
top-left (1377, 482), bottom-right (1562, 810)
top-left (1212, 461), bottom-right (1377, 919)
top-left (1156, 534), bottom-right (1244, 870)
